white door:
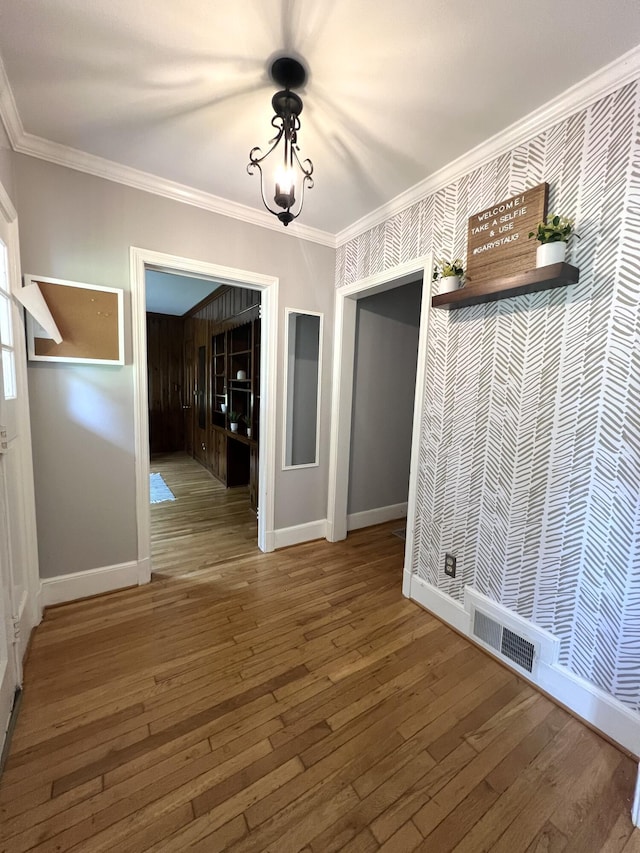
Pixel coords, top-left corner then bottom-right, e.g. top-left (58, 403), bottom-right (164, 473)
top-left (0, 186), bottom-right (38, 752)
top-left (0, 219), bottom-right (20, 743)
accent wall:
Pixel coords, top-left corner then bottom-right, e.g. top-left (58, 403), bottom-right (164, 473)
top-left (336, 80), bottom-right (640, 712)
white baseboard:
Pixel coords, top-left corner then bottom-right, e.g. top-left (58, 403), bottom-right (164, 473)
top-left (410, 574), bottom-right (469, 634)
top-left (273, 519), bottom-right (328, 549)
top-left (137, 556), bottom-right (151, 585)
top-left (537, 660), bottom-right (640, 758)
top-left (408, 574), bottom-right (640, 758)
top-left (347, 502), bottom-right (407, 532)
top-left (402, 568), bottom-right (412, 598)
top-left (633, 768), bottom-right (640, 827)
top-left (13, 589), bottom-right (35, 664)
top-left (39, 560), bottom-right (143, 608)
top-left (325, 519), bottom-right (345, 543)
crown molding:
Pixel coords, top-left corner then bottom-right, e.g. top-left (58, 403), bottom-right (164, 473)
top-left (13, 133), bottom-right (336, 247)
top-left (336, 43), bottom-right (640, 247)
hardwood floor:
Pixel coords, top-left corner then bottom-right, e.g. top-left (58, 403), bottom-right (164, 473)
top-left (149, 452), bottom-right (258, 576)
top-left (0, 451), bottom-right (638, 852)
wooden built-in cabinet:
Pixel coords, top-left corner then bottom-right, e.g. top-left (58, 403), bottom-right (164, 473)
top-left (208, 319), bottom-right (260, 508)
top-left (184, 286), bottom-right (261, 513)
top-left (212, 331), bottom-right (227, 426)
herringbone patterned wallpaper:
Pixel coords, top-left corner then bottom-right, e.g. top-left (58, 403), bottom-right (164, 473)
top-left (337, 81), bottom-right (640, 711)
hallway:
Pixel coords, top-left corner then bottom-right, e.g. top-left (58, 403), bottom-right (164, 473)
top-left (0, 454), bottom-right (637, 851)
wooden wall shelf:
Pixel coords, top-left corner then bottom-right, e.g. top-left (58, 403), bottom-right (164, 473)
top-left (432, 263), bottom-right (580, 310)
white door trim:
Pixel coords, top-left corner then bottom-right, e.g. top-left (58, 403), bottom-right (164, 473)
top-left (1, 181), bottom-right (40, 657)
top-left (130, 247), bottom-right (279, 577)
top-left (326, 256), bottom-right (432, 592)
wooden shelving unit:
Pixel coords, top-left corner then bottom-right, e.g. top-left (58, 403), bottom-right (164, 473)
top-left (226, 322), bottom-right (257, 440)
top-left (207, 318), bottom-right (260, 512)
top-left (211, 331), bottom-right (226, 429)
top-left (182, 288), bottom-right (261, 514)
top-left (432, 263), bottom-right (580, 310)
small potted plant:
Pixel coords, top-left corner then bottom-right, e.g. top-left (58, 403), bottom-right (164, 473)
top-left (228, 411), bottom-right (243, 433)
top-left (529, 214), bottom-right (578, 267)
top-left (433, 258), bottom-right (465, 293)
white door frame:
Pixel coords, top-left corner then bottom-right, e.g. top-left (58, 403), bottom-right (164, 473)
top-left (130, 247), bottom-right (279, 580)
top-left (0, 180), bottom-right (40, 658)
top-left (326, 255), bottom-right (432, 593)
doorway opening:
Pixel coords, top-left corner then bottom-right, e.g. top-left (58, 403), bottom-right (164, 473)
top-left (145, 271), bottom-right (263, 574)
top-left (347, 279), bottom-right (423, 532)
top-left (327, 255), bottom-right (432, 595)
top-left (131, 248), bottom-right (278, 585)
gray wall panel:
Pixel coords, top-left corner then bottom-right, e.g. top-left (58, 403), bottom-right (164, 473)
top-left (14, 155), bottom-right (335, 577)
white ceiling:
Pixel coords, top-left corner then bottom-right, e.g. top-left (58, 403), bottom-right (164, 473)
top-left (145, 271), bottom-right (220, 315)
top-left (0, 1), bottom-right (639, 236)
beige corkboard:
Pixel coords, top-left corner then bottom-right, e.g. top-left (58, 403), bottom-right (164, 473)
top-left (25, 276), bottom-right (124, 364)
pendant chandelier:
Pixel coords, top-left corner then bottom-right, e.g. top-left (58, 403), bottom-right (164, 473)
top-left (247, 57), bottom-right (314, 227)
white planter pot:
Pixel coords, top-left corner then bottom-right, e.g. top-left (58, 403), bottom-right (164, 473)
top-left (230, 422), bottom-right (238, 433)
top-left (536, 241), bottom-right (567, 267)
top-left (440, 275), bottom-right (461, 293)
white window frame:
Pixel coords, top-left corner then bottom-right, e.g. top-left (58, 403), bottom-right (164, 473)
top-left (0, 239), bottom-right (16, 400)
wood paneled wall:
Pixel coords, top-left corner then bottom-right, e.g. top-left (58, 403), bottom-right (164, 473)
top-left (188, 285), bottom-right (260, 328)
top-left (147, 312), bottom-right (185, 454)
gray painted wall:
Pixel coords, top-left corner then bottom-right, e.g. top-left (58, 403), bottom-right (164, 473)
top-left (13, 155), bottom-right (335, 578)
top-left (348, 281), bottom-right (422, 514)
top-left (337, 79), bottom-right (640, 711)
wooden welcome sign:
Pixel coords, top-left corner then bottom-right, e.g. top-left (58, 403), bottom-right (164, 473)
top-left (466, 183), bottom-right (548, 284)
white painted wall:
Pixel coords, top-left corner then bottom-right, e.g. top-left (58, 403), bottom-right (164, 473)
top-left (348, 281), bottom-right (422, 514)
top-left (13, 154), bottom-right (335, 578)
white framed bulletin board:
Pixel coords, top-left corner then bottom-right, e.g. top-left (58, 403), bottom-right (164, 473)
top-left (24, 275), bottom-right (124, 365)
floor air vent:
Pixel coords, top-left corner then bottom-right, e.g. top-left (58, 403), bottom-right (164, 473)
top-left (472, 609), bottom-right (536, 674)
top-left (473, 609), bottom-right (502, 651)
top-left (501, 627), bottom-right (535, 673)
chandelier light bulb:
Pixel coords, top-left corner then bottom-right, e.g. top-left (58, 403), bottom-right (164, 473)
top-left (274, 164), bottom-right (296, 209)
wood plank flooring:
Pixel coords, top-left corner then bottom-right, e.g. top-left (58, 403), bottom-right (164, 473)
top-left (149, 452), bottom-right (258, 575)
top-left (1, 451), bottom-right (638, 852)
